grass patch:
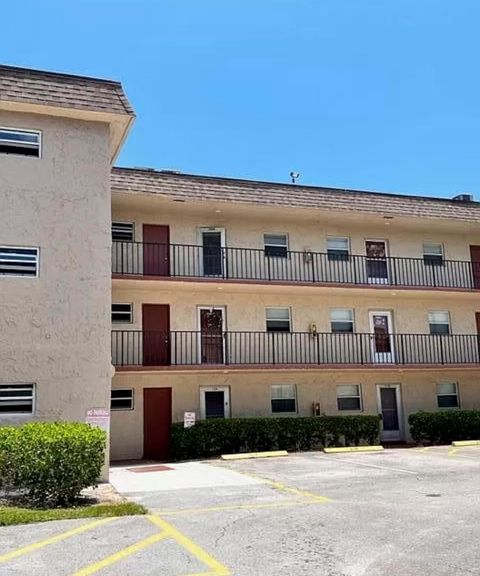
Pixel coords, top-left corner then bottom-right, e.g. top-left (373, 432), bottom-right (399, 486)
top-left (0, 502), bottom-right (147, 526)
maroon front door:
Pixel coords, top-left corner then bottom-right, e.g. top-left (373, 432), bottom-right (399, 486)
top-left (142, 304), bottom-right (170, 366)
top-left (143, 225), bottom-right (170, 276)
top-left (470, 246), bottom-right (480, 289)
top-left (200, 309), bottom-right (224, 364)
top-left (143, 388), bottom-right (172, 460)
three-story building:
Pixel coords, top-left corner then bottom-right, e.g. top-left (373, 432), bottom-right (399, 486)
top-left (1, 64), bottom-right (479, 464)
top-left (109, 168), bottom-right (480, 460)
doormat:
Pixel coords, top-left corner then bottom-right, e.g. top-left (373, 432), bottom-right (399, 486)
top-left (127, 465), bottom-right (174, 473)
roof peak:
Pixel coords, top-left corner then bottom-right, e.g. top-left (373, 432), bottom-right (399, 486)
top-left (0, 64), bottom-right (123, 87)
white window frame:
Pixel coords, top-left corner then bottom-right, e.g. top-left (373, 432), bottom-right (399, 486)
top-left (0, 383), bottom-right (35, 415)
top-left (326, 236), bottom-right (350, 260)
top-left (266, 307), bottom-right (292, 332)
top-left (0, 127), bottom-right (41, 158)
top-left (271, 384), bottom-right (297, 414)
top-left (112, 303), bottom-right (133, 324)
top-left (199, 386), bottom-right (230, 419)
top-left (0, 246), bottom-right (39, 278)
top-left (264, 233), bottom-right (289, 258)
top-left (423, 242), bottom-right (444, 266)
top-left (336, 384), bottom-right (362, 412)
top-left (111, 388), bottom-right (134, 411)
top-left (436, 382), bottom-right (460, 409)
top-left (428, 311), bottom-right (451, 335)
top-left (112, 221), bottom-right (135, 242)
top-left (330, 309), bottom-right (354, 333)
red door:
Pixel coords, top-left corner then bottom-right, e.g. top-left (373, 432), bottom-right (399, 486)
top-left (143, 388), bottom-right (172, 460)
top-left (470, 246), bottom-right (480, 289)
top-left (143, 225), bottom-right (170, 276)
top-left (142, 304), bottom-right (170, 366)
top-left (200, 309), bottom-right (224, 364)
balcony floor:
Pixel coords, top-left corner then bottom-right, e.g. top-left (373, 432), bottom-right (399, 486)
top-left (115, 362), bottom-right (480, 373)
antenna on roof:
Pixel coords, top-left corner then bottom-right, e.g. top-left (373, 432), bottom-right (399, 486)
top-left (290, 171), bottom-right (300, 184)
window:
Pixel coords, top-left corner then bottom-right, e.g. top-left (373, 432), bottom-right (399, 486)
top-left (337, 385), bottom-right (362, 411)
top-left (423, 242), bottom-right (444, 266)
top-left (0, 128), bottom-right (40, 157)
top-left (271, 384), bottom-right (297, 413)
top-left (0, 384), bottom-right (34, 414)
top-left (0, 247), bottom-right (38, 277)
top-left (331, 309), bottom-right (354, 333)
top-left (264, 234), bottom-right (288, 258)
top-left (266, 308), bottom-right (291, 332)
top-left (327, 237), bottom-right (350, 261)
top-left (112, 303), bottom-right (133, 323)
top-left (112, 222), bottom-right (134, 242)
top-left (111, 389), bottom-right (134, 410)
top-left (436, 382), bottom-right (459, 409)
top-left (428, 311), bottom-right (450, 335)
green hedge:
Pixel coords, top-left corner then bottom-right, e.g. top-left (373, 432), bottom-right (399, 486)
top-left (0, 422), bottom-right (106, 507)
top-left (409, 410), bottom-right (480, 445)
top-left (171, 415), bottom-right (381, 460)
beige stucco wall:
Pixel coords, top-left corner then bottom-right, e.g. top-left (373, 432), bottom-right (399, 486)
top-left (0, 112), bottom-right (112, 453)
top-left (110, 368), bottom-right (480, 460)
top-left (112, 195), bottom-right (480, 262)
top-left (112, 285), bottom-right (479, 335)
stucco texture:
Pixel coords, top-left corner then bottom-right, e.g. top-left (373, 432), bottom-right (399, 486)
top-left (0, 112), bottom-right (112, 431)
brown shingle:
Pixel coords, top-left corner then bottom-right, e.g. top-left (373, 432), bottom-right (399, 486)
top-left (0, 65), bottom-right (133, 116)
top-left (111, 167), bottom-right (480, 223)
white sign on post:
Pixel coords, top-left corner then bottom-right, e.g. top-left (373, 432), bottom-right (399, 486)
top-left (86, 408), bottom-right (110, 432)
top-left (184, 412), bottom-right (196, 428)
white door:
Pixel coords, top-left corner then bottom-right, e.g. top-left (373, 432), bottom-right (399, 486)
top-left (200, 386), bottom-right (230, 419)
top-left (376, 384), bottom-right (402, 441)
top-left (198, 227), bottom-right (226, 277)
top-left (369, 311), bottom-right (395, 364)
top-left (365, 240), bottom-right (389, 284)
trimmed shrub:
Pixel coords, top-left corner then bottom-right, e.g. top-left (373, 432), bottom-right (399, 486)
top-left (409, 410), bottom-right (480, 445)
top-left (171, 415), bottom-right (381, 460)
top-left (0, 422), bottom-right (106, 507)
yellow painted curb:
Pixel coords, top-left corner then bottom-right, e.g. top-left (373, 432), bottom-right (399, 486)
top-left (221, 450), bottom-right (288, 460)
top-left (451, 440), bottom-right (480, 447)
top-left (323, 446), bottom-right (384, 454)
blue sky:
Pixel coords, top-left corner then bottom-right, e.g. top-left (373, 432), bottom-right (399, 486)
top-left (3, 1), bottom-right (480, 198)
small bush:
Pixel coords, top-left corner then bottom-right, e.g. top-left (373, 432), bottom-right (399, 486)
top-left (409, 410), bottom-right (480, 445)
top-left (0, 422), bottom-right (106, 507)
top-left (171, 415), bottom-right (381, 460)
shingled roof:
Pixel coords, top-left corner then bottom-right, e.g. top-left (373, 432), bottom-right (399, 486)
top-left (111, 167), bottom-right (480, 223)
top-left (0, 65), bottom-right (133, 116)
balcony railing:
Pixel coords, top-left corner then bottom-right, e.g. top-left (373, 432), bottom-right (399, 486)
top-left (112, 241), bottom-right (480, 290)
top-left (112, 330), bottom-right (480, 367)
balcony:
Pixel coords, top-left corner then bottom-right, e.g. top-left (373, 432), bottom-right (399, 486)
top-left (112, 330), bottom-right (480, 368)
top-left (112, 241), bottom-right (480, 290)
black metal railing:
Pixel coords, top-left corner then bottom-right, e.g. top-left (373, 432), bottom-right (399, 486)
top-left (112, 330), bottom-right (480, 367)
top-left (112, 241), bottom-right (480, 290)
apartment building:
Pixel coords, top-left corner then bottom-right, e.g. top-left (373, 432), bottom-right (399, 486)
top-left (0, 65), bottom-right (134, 466)
top-left (1, 64), bottom-right (480, 464)
top-left (110, 168), bottom-right (480, 460)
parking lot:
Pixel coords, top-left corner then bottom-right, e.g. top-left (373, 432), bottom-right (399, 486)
top-left (1, 445), bottom-right (480, 575)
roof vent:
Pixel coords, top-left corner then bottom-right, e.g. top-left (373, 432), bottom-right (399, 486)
top-left (133, 166), bottom-right (156, 172)
top-left (452, 193), bottom-right (474, 202)
top-left (159, 169), bottom-right (182, 175)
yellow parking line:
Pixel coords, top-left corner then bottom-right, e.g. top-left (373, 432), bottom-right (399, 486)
top-left (148, 515), bottom-right (230, 575)
top-left (226, 467), bottom-right (330, 503)
top-left (448, 448), bottom-right (459, 456)
top-left (159, 498), bottom-right (319, 516)
top-left (0, 517), bottom-right (116, 563)
top-left (72, 531), bottom-right (169, 576)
